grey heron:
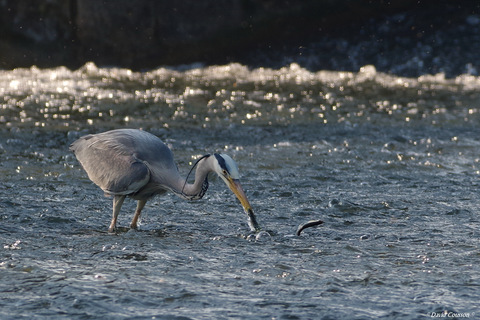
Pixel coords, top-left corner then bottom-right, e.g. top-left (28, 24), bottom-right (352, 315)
top-left (70, 129), bottom-right (260, 233)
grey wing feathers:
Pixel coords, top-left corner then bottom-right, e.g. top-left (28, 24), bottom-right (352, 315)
top-left (70, 133), bottom-right (150, 195)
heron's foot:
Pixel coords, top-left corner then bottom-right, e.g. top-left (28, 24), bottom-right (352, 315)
top-left (129, 223), bottom-right (138, 230)
top-left (108, 220), bottom-right (117, 233)
top-left (108, 226), bottom-right (132, 234)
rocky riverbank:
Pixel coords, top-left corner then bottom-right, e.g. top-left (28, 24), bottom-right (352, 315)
top-left (0, 0), bottom-right (479, 77)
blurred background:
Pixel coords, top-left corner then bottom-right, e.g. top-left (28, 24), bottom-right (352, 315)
top-left (1, 0), bottom-right (479, 77)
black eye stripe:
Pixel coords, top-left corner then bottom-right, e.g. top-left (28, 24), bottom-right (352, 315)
top-left (214, 153), bottom-right (229, 174)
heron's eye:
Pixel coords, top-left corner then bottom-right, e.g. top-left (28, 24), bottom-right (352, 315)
top-left (222, 169), bottom-right (228, 176)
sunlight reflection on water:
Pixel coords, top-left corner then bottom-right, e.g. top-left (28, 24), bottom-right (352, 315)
top-left (2, 62), bottom-right (480, 132)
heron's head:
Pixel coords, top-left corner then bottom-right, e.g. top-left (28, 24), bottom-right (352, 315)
top-left (212, 153), bottom-right (260, 232)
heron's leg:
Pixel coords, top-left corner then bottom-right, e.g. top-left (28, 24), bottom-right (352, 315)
top-left (108, 195), bottom-right (126, 233)
top-left (130, 199), bottom-right (147, 230)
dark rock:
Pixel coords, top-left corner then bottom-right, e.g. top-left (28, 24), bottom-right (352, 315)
top-left (0, 0), bottom-right (479, 76)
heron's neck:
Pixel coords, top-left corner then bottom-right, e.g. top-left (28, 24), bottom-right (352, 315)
top-left (177, 156), bottom-right (214, 200)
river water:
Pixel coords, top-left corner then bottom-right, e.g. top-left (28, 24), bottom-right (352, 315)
top-left (1, 62), bottom-right (480, 319)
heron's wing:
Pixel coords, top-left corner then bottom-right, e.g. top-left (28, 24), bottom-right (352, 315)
top-left (70, 134), bottom-right (150, 195)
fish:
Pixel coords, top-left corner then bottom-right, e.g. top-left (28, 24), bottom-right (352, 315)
top-left (296, 219), bottom-right (324, 236)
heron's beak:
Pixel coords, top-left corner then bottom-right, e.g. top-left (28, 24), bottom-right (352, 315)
top-left (227, 178), bottom-right (260, 232)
